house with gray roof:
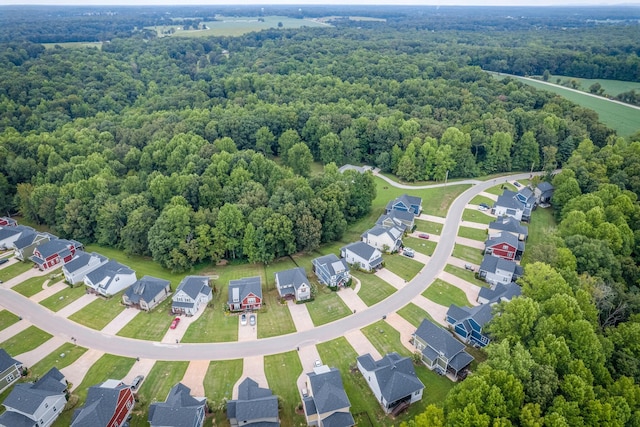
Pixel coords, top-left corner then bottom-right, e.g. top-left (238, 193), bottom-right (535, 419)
top-left (0, 349), bottom-right (22, 394)
top-left (413, 319), bottom-right (474, 380)
top-left (340, 242), bottom-right (383, 272)
top-left (535, 182), bottom-right (554, 204)
top-left (275, 267), bottom-right (311, 302)
top-left (12, 231), bottom-right (52, 261)
top-left (227, 377), bottom-right (279, 427)
top-left (385, 194), bottom-right (422, 217)
top-left (228, 276), bottom-right (262, 312)
top-left (312, 254), bottom-right (350, 288)
top-left (84, 259), bottom-right (136, 297)
top-left (478, 254), bottom-right (524, 287)
top-left (0, 367), bottom-right (67, 427)
top-left (30, 238), bottom-right (83, 271)
top-left (172, 276), bottom-right (212, 316)
top-left (149, 382), bottom-right (206, 427)
top-left (0, 217), bottom-right (17, 227)
top-left (361, 224), bottom-right (403, 253)
top-left (303, 365), bottom-right (354, 427)
top-left (446, 304), bottom-right (494, 348)
top-left (488, 216), bottom-right (528, 241)
top-left (123, 276), bottom-right (171, 311)
top-left (63, 251), bottom-right (109, 285)
top-left (71, 379), bottom-right (134, 427)
top-left (376, 209), bottom-right (414, 231)
top-left (0, 225), bottom-right (35, 250)
top-left (477, 281), bottom-right (522, 305)
top-left (356, 353), bottom-right (424, 415)
top-left (484, 231), bottom-right (525, 262)
top-left (492, 190), bottom-right (525, 221)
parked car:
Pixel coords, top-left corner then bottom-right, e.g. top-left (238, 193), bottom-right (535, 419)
top-left (479, 203), bottom-right (490, 209)
top-left (301, 388), bottom-right (309, 397)
top-left (0, 258), bottom-right (8, 265)
top-left (170, 317), bottom-right (181, 329)
top-left (240, 313), bottom-right (247, 326)
top-left (249, 314), bottom-right (256, 326)
top-left (403, 247), bottom-right (415, 258)
top-left (314, 359), bottom-right (322, 367)
top-left (418, 233), bottom-right (430, 239)
top-left (464, 264), bottom-right (475, 272)
top-left (513, 181), bottom-right (522, 187)
top-left (131, 375), bottom-right (144, 391)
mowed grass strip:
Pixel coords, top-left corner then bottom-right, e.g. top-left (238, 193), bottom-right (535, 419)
top-left (362, 320), bottom-right (412, 358)
top-left (181, 303), bottom-right (237, 343)
top-left (306, 286), bottom-right (352, 326)
top-left (203, 359), bottom-right (243, 406)
top-left (397, 303), bottom-right (434, 327)
top-left (260, 259), bottom-right (297, 338)
top-left (68, 296), bottom-right (126, 330)
top-left (0, 325), bottom-right (52, 355)
top-left (40, 285), bottom-right (86, 312)
top-left (0, 309), bottom-right (20, 331)
top-left (0, 260), bottom-right (32, 282)
top-left (383, 254), bottom-right (423, 281)
top-left (423, 279), bottom-right (472, 307)
top-left (414, 219), bottom-right (443, 235)
top-left (452, 244), bottom-right (484, 264)
top-left (352, 272), bottom-right (396, 307)
top-left (444, 264), bottom-right (488, 288)
top-left (117, 298), bottom-right (174, 341)
top-left (457, 226), bottom-right (487, 242)
top-left (522, 207), bottom-right (558, 265)
top-left (28, 343), bottom-right (88, 379)
top-left (265, 351), bottom-right (305, 426)
top-left (137, 361), bottom-right (189, 403)
top-left (374, 178), bottom-right (470, 217)
top-left (462, 208), bottom-right (495, 224)
top-left (403, 236), bottom-right (437, 256)
top-left (470, 195), bottom-right (496, 207)
top-left (12, 276), bottom-right (49, 298)
top-left (484, 183), bottom-right (517, 196)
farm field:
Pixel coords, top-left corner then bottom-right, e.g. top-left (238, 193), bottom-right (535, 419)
top-left (539, 74), bottom-right (640, 98)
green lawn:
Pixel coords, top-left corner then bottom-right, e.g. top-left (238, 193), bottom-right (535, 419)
top-left (0, 260), bottom-right (32, 282)
top-left (203, 359), bottom-right (243, 406)
top-left (521, 206), bottom-right (558, 265)
top-left (352, 271), bottom-right (396, 307)
top-left (68, 296), bottom-right (126, 330)
top-left (12, 276), bottom-right (49, 298)
top-left (451, 244), bottom-right (484, 264)
top-left (362, 320), bottom-right (412, 358)
top-left (414, 219), bottom-right (443, 235)
top-left (0, 325), bottom-right (52, 355)
top-left (397, 303), bottom-right (434, 327)
top-left (258, 288), bottom-right (297, 339)
top-left (403, 236), bottom-right (437, 256)
top-left (470, 195), bottom-right (496, 207)
top-left (457, 226), bottom-right (487, 242)
top-left (542, 74), bottom-right (640, 97)
top-left (305, 286), bottom-right (352, 326)
top-left (43, 41), bottom-right (102, 49)
top-left (0, 309), bottom-right (20, 331)
top-left (444, 264), bottom-right (488, 288)
top-left (484, 183), bottom-right (517, 196)
top-left (39, 285), bottom-right (86, 312)
top-left (117, 298), bottom-right (174, 341)
top-left (462, 209), bottom-right (495, 224)
top-left (383, 254), bottom-right (423, 281)
top-left (423, 279), bottom-right (472, 307)
top-left (373, 179), bottom-right (470, 217)
top-left (28, 343), bottom-right (88, 379)
top-left (264, 351), bottom-right (305, 426)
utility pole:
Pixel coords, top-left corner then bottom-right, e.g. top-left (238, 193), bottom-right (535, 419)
top-left (530, 161), bottom-right (535, 179)
top-left (445, 170), bottom-right (449, 187)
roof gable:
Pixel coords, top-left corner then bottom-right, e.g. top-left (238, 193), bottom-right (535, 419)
top-left (275, 267), bottom-right (308, 291)
top-left (308, 367), bottom-right (351, 414)
top-left (0, 349), bottom-right (21, 371)
top-left (358, 352), bottom-right (424, 403)
top-left (176, 276), bottom-right (211, 300)
top-left (228, 276), bottom-right (262, 301)
top-left (414, 319), bottom-right (465, 359)
top-left (125, 276), bottom-right (170, 304)
top-left (342, 241), bottom-right (381, 261)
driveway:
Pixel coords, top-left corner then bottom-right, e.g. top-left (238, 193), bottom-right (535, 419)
top-left (479, 191), bottom-right (498, 201)
top-left (0, 266), bottom-right (50, 290)
top-left (287, 300), bottom-right (314, 332)
top-left (411, 295), bottom-right (448, 326)
top-left (181, 360), bottom-right (209, 397)
top-left (459, 220), bottom-right (489, 230)
top-left (122, 358), bottom-right (156, 388)
top-left (232, 355), bottom-right (267, 399)
top-left (337, 288), bottom-right (368, 313)
top-left (417, 214), bottom-right (445, 224)
top-left (100, 307), bottom-right (140, 335)
top-left (384, 313), bottom-right (417, 353)
top-left (161, 306), bottom-right (207, 344)
top-left (375, 268), bottom-right (406, 290)
top-left (448, 256), bottom-right (479, 272)
top-left (238, 313), bottom-right (258, 341)
top-left (30, 280), bottom-right (67, 303)
top-left (408, 230), bottom-right (440, 243)
top-left (454, 237), bottom-right (486, 250)
top-left (296, 344), bottom-right (322, 398)
top-left (61, 348), bottom-right (105, 391)
top-left (56, 294), bottom-right (97, 318)
top-left (0, 318), bottom-right (30, 341)
top-left (15, 336), bottom-right (66, 367)
top-left (438, 271), bottom-right (481, 306)
top-left (344, 329), bottom-right (381, 359)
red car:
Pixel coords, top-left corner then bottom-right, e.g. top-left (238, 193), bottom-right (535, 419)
top-left (418, 233), bottom-right (430, 239)
top-left (170, 317), bottom-right (181, 329)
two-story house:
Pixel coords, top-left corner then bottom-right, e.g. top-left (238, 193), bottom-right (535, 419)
top-left (303, 365), bottom-right (355, 427)
top-left (535, 182), bottom-right (554, 204)
top-left (385, 194), bottom-right (422, 217)
top-left (63, 251), bottom-right (109, 286)
top-left (71, 379), bottom-right (134, 427)
top-left (228, 276), bottom-right (262, 312)
top-left (492, 190), bottom-right (525, 222)
top-left (172, 276), bottom-right (213, 316)
top-left (227, 378), bottom-right (279, 427)
top-left (484, 232), bottom-right (525, 261)
top-left (488, 216), bottom-right (528, 241)
top-left (477, 281), bottom-right (522, 305)
top-left (84, 260), bottom-right (137, 297)
top-left (446, 304), bottom-right (494, 348)
top-left (123, 276), bottom-right (171, 311)
top-left (376, 210), bottom-right (413, 232)
top-left (361, 224), bottom-right (403, 253)
top-left (275, 267), bottom-right (311, 302)
top-left (0, 225), bottom-right (35, 250)
top-left (30, 238), bottom-right (83, 271)
top-left (0, 349), bottom-right (22, 394)
top-left (478, 254), bottom-right (523, 286)
top-left (340, 242), bottom-right (383, 272)
top-left (312, 254), bottom-right (350, 288)
top-left (149, 383), bottom-right (206, 427)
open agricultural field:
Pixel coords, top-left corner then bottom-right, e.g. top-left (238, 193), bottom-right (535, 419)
top-left (540, 75), bottom-right (640, 98)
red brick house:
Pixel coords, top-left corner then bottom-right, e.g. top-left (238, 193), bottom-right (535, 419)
top-left (71, 379), bottom-right (134, 427)
top-left (484, 232), bottom-right (524, 261)
top-left (228, 276), bottom-right (262, 312)
top-left (30, 239), bottom-right (83, 271)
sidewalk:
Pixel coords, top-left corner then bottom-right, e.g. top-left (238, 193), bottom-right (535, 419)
top-left (61, 348), bottom-right (105, 391)
top-left (232, 355), bottom-right (267, 399)
top-left (181, 360), bottom-right (209, 397)
top-left (30, 280), bottom-right (67, 303)
top-left (438, 271), bottom-right (481, 306)
top-left (287, 300), bottom-right (314, 332)
top-left (344, 330), bottom-right (381, 359)
top-left (15, 336), bottom-right (66, 367)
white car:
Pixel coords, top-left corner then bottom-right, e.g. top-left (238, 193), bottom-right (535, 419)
top-left (240, 313), bottom-right (247, 326)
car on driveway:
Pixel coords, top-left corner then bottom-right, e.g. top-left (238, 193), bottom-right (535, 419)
top-left (131, 375), bottom-right (144, 391)
top-left (403, 247), bottom-right (415, 258)
top-left (0, 259), bottom-right (8, 265)
top-left (170, 317), bottom-right (181, 329)
top-left (249, 314), bottom-right (256, 326)
top-left (479, 203), bottom-right (490, 209)
top-left (240, 313), bottom-right (247, 326)
top-left (513, 181), bottom-right (522, 188)
top-left (418, 233), bottom-right (430, 239)
top-left (314, 359), bottom-right (322, 367)
top-left (464, 264), bottom-right (475, 272)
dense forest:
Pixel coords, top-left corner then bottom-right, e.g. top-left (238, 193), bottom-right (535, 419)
top-left (2, 6), bottom-right (640, 425)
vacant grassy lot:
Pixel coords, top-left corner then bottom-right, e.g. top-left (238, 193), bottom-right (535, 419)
top-left (542, 74), bottom-right (640, 97)
top-left (0, 309), bottom-right (20, 331)
top-left (28, 343), bottom-right (88, 379)
top-left (306, 286), bottom-right (352, 326)
top-left (0, 325), bottom-right (52, 355)
top-left (204, 359), bottom-right (243, 404)
top-left (40, 285), bottom-right (86, 312)
top-left (0, 260), bottom-right (32, 282)
top-left (374, 179), bottom-right (470, 217)
top-left (445, 264), bottom-right (488, 288)
top-left (484, 183), bottom-right (517, 196)
top-left (462, 209), bottom-right (495, 224)
top-left (68, 296), bottom-right (125, 330)
top-left (403, 236), bottom-right (437, 256)
top-left (12, 276), bottom-right (49, 298)
top-left (423, 279), bottom-right (471, 307)
top-left (181, 304), bottom-right (237, 343)
top-left (264, 351), bottom-right (305, 426)
top-left (117, 298), bottom-right (174, 341)
top-left (521, 206), bottom-right (557, 265)
top-left (470, 195), bottom-right (496, 207)
top-left (43, 41), bottom-right (102, 49)
top-left (397, 303), bottom-right (434, 327)
top-left (383, 254), bottom-right (423, 281)
top-left (414, 219), bottom-right (443, 235)
top-left (452, 244), bottom-right (484, 264)
top-left (457, 226), bottom-right (487, 241)
top-left (352, 271), bottom-right (396, 307)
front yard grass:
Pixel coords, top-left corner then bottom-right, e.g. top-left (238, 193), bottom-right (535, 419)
top-left (457, 226), bottom-right (487, 241)
top-left (305, 286), bottom-right (352, 326)
top-left (470, 195), bottom-right (496, 206)
top-left (257, 288), bottom-right (296, 338)
top-left (0, 260), bottom-right (32, 282)
top-left (414, 219), bottom-right (443, 235)
top-left (352, 271), bottom-right (396, 307)
top-left (117, 298), bottom-right (174, 341)
top-left (28, 343), bottom-right (88, 379)
top-left (484, 182), bottom-right (517, 195)
top-left (403, 236), bottom-right (437, 256)
top-left (423, 279), bottom-right (472, 307)
top-left (39, 284), bottom-right (86, 312)
top-left (67, 295), bottom-right (126, 330)
top-left (137, 361), bottom-right (189, 403)
top-left (0, 309), bottom-right (20, 331)
top-left (12, 276), bottom-right (49, 298)
top-left (204, 359), bottom-right (243, 406)
top-left (181, 301), bottom-right (237, 343)
top-left (397, 303), bottom-right (434, 327)
top-left (461, 209), bottom-right (495, 225)
top-left (451, 244), bottom-right (484, 264)
top-left (362, 320), bottom-right (412, 358)
top-left (264, 351), bottom-right (305, 427)
top-left (383, 254), bottom-right (423, 281)
top-left (0, 325), bottom-right (52, 355)
top-left (444, 264), bottom-right (489, 288)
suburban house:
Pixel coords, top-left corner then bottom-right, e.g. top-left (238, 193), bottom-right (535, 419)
top-left (84, 260), bottom-right (137, 297)
top-left (356, 352), bottom-right (424, 415)
top-left (0, 217), bottom-right (17, 227)
top-left (446, 304), bottom-right (493, 348)
top-left (478, 254), bottom-right (524, 286)
top-left (12, 231), bottom-right (53, 262)
top-left (30, 238), bottom-right (83, 271)
top-left (71, 379), bottom-right (134, 427)
top-left (303, 365), bottom-right (355, 427)
top-left (477, 282), bottom-right (522, 305)
top-left (228, 276), bottom-right (263, 312)
top-left (385, 194), bottom-right (422, 216)
top-left (412, 319), bottom-right (474, 380)
top-left (492, 190), bottom-right (525, 221)
top-left (172, 276), bottom-right (213, 316)
top-left (227, 377), bottom-right (279, 427)
top-left (0, 349), bottom-right (22, 394)
top-left (515, 187), bottom-right (536, 222)
top-left (340, 242), bottom-right (383, 272)
top-left (275, 267), bottom-right (311, 302)
top-left (535, 182), bottom-right (555, 204)
top-left (312, 254), bottom-right (350, 288)
top-left (148, 383), bottom-right (206, 427)
top-left (376, 210), bottom-right (414, 231)
top-left (361, 224), bottom-right (403, 253)
top-left (0, 367), bottom-right (67, 427)
top-left (62, 251), bottom-right (109, 285)
top-left (484, 232), bottom-right (525, 261)
top-left (123, 276), bottom-right (171, 311)
top-left (488, 216), bottom-right (528, 241)
top-left (0, 225), bottom-right (35, 250)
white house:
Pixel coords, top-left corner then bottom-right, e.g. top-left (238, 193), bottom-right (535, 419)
top-left (361, 224), bottom-right (403, 253)
top-left (340, 242), bottom-right (383, 272)
top-left (63, 251), bottom-right (109, 285)
top-left (84, 260), bottom-right (137, 297)
top-left (0, 225), bottom-right (35, 250)
top-left (275, 267), bottom-right (311, 302)
top-left (0, 349), bottom-right (22, 394)
top-left (492, 190), bottom-right (525, 221)
top-left (478, 255), bottom-right (524, 286)
top-left (172, 276), bottom-right (212, 316)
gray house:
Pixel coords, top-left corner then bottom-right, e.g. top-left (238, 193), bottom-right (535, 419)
top-left (376, 210), bottom-right (414, 232)
top-left (413, 319), bottom-right (474, 380)
top-left (84, 260), bottom-right (137, 297)
top-left (123, 276), bottom-right (171, 311)
top-left (356, 353), bottom-right (424, 415)
top-left (535, 182), bottom-right (555, 204)
top-left (0, 349), bottom-right (22, 394)
top-left (312, 254), bottom-right (350, 288)
top-left (361, 224), bottom-right (403, 253)
top-left (62, 251), bottom-right (108, 285)
top-left (0, 367), bottom-right (67, 427)
top-left (340, 241), bottom-right (383, 272)
top-left (172, 276), bottom-right (213, 316)
top-left (477, 281), bottom-right (522, 305)
top-left (385, 194), bottom-right (422, 216)
top-left (492, 190), bottom-right (525, 222)
top-left (149, 383), bottom-right (206, 427)
top-left (0, 225), bottom-right (35, 250)
top-left (478, 255), bottom-right (524, 286)
top-left (12, 231), bottom-right (51, 262)
top-left (488, 216), bottom-right (528, 241)
top-left (227, 378), bottom-right (279, 427)
top-left (275, 267), bottom-right (311, 302)
top-left (303, 365), bottom-right (354, 427)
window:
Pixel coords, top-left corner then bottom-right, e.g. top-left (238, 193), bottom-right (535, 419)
top-left (247, 297), bottom-right (256, 304)
top-left (126, 399), bottom-right (133, 409)
top-left (45, 403), bottom-right (49, 408)
top-left (6, 374), bottom-right (14, 382)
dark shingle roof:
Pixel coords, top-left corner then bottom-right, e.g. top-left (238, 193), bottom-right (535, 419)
top-left (0, 410), bottom-right (37, 427)
top-left (357, 353), bottom-right (424, 404)
top-left (479, 255), bottom-right (518, 275)
top-left (275, 267), bottom-right (308, 296)
top-left (341, 241), bottom-right (380, 261)
top-left (537, 182), bottom-right (554, 192)
top-left (72, 381), bottom-right (130, 427)
top-left (3, 368), bottom-right (66, 415)
top-left (414, 319), bottom-right (465, 359)
top-left (485, 231), bottom-right (520, 251)
top-left (312, 254), bottom-right (349, 276)
top-left (494, 190), bottom-right (524, 211)
top-left (34, 239), bottom-right (72, 259)
top-left (12, 230), bottom-right (40, 250)
top-left (64, 251), bottom-right (107, 274)
top-left (321, 411), bottom-right (355, 427)
top-left (0, 349), bottom-right (21, 371)
top-left (308, 367), bottom-right (351, 414)
top-left (85, 260), bottom-right (134, 285)
top-left (478, 282), bottom-right (522, 303)
top-left (228, 276), bottom-right (262, 305)
top-left (226, 378), bottom-right (279, 425)
top-left (148, 383), bottom-right (205, 427)
top-left (489, 216), bottom-right (528, 236)
top-left (176, 276), bottom-right (211, 300)
top-left (124, 276), bottom-right (170, 305)
top-left (0, 225), bottom-right (33, 242)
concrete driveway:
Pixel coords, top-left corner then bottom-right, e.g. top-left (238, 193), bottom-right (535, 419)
top-left (1, 266), bottom-right (51, 290)
top-left (459, 220), bottom-right (490, 230)
top-left (56, 294), bottom-right (97, 318)
top-left (448, 256), bottom-right (479, 272)
top-left (100, 307), bottom-right (140, 335)
top-left (411, 295), bottom-right (448, 326)
top-left (287, 300), bottom-right (314, 332)
top-left (181, 360), bottom-right (209, 397)
top-left (454, 237), bottom-right (486, 250)
top-left (417, 214), bottom-right (445, 224)
top-left (479, 191), bottom-right (498, 201)
top-left (232, 355), bottom-right (267, 399)
top-left (0, 318), bottom-right (30, 341)
top-left (122, 358), bottom-right (156, 388)
top-left (344, 330), bottom-right (381, 359)
top-left (296, 344), bottom-right (322, 398)
top-left (238, 313), bottom-right (258, 341)
top-left (337, 288), bottom-right (367, 313)
top-left (15, 336), bottom-right (66, 367)
top-left (61, 348), bottom-right (105, 391)
top-left (161, 306), bottom-right (207, 344)
top-left (384, 313), bottom-right (417, 353)
top-left (375, 268), bottom-right (406, 290)
top-left (30, 280), bottom-right (67, 303)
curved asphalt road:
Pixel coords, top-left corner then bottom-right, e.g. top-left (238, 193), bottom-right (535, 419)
top-left (0, 172), bottom-right (540, 361)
